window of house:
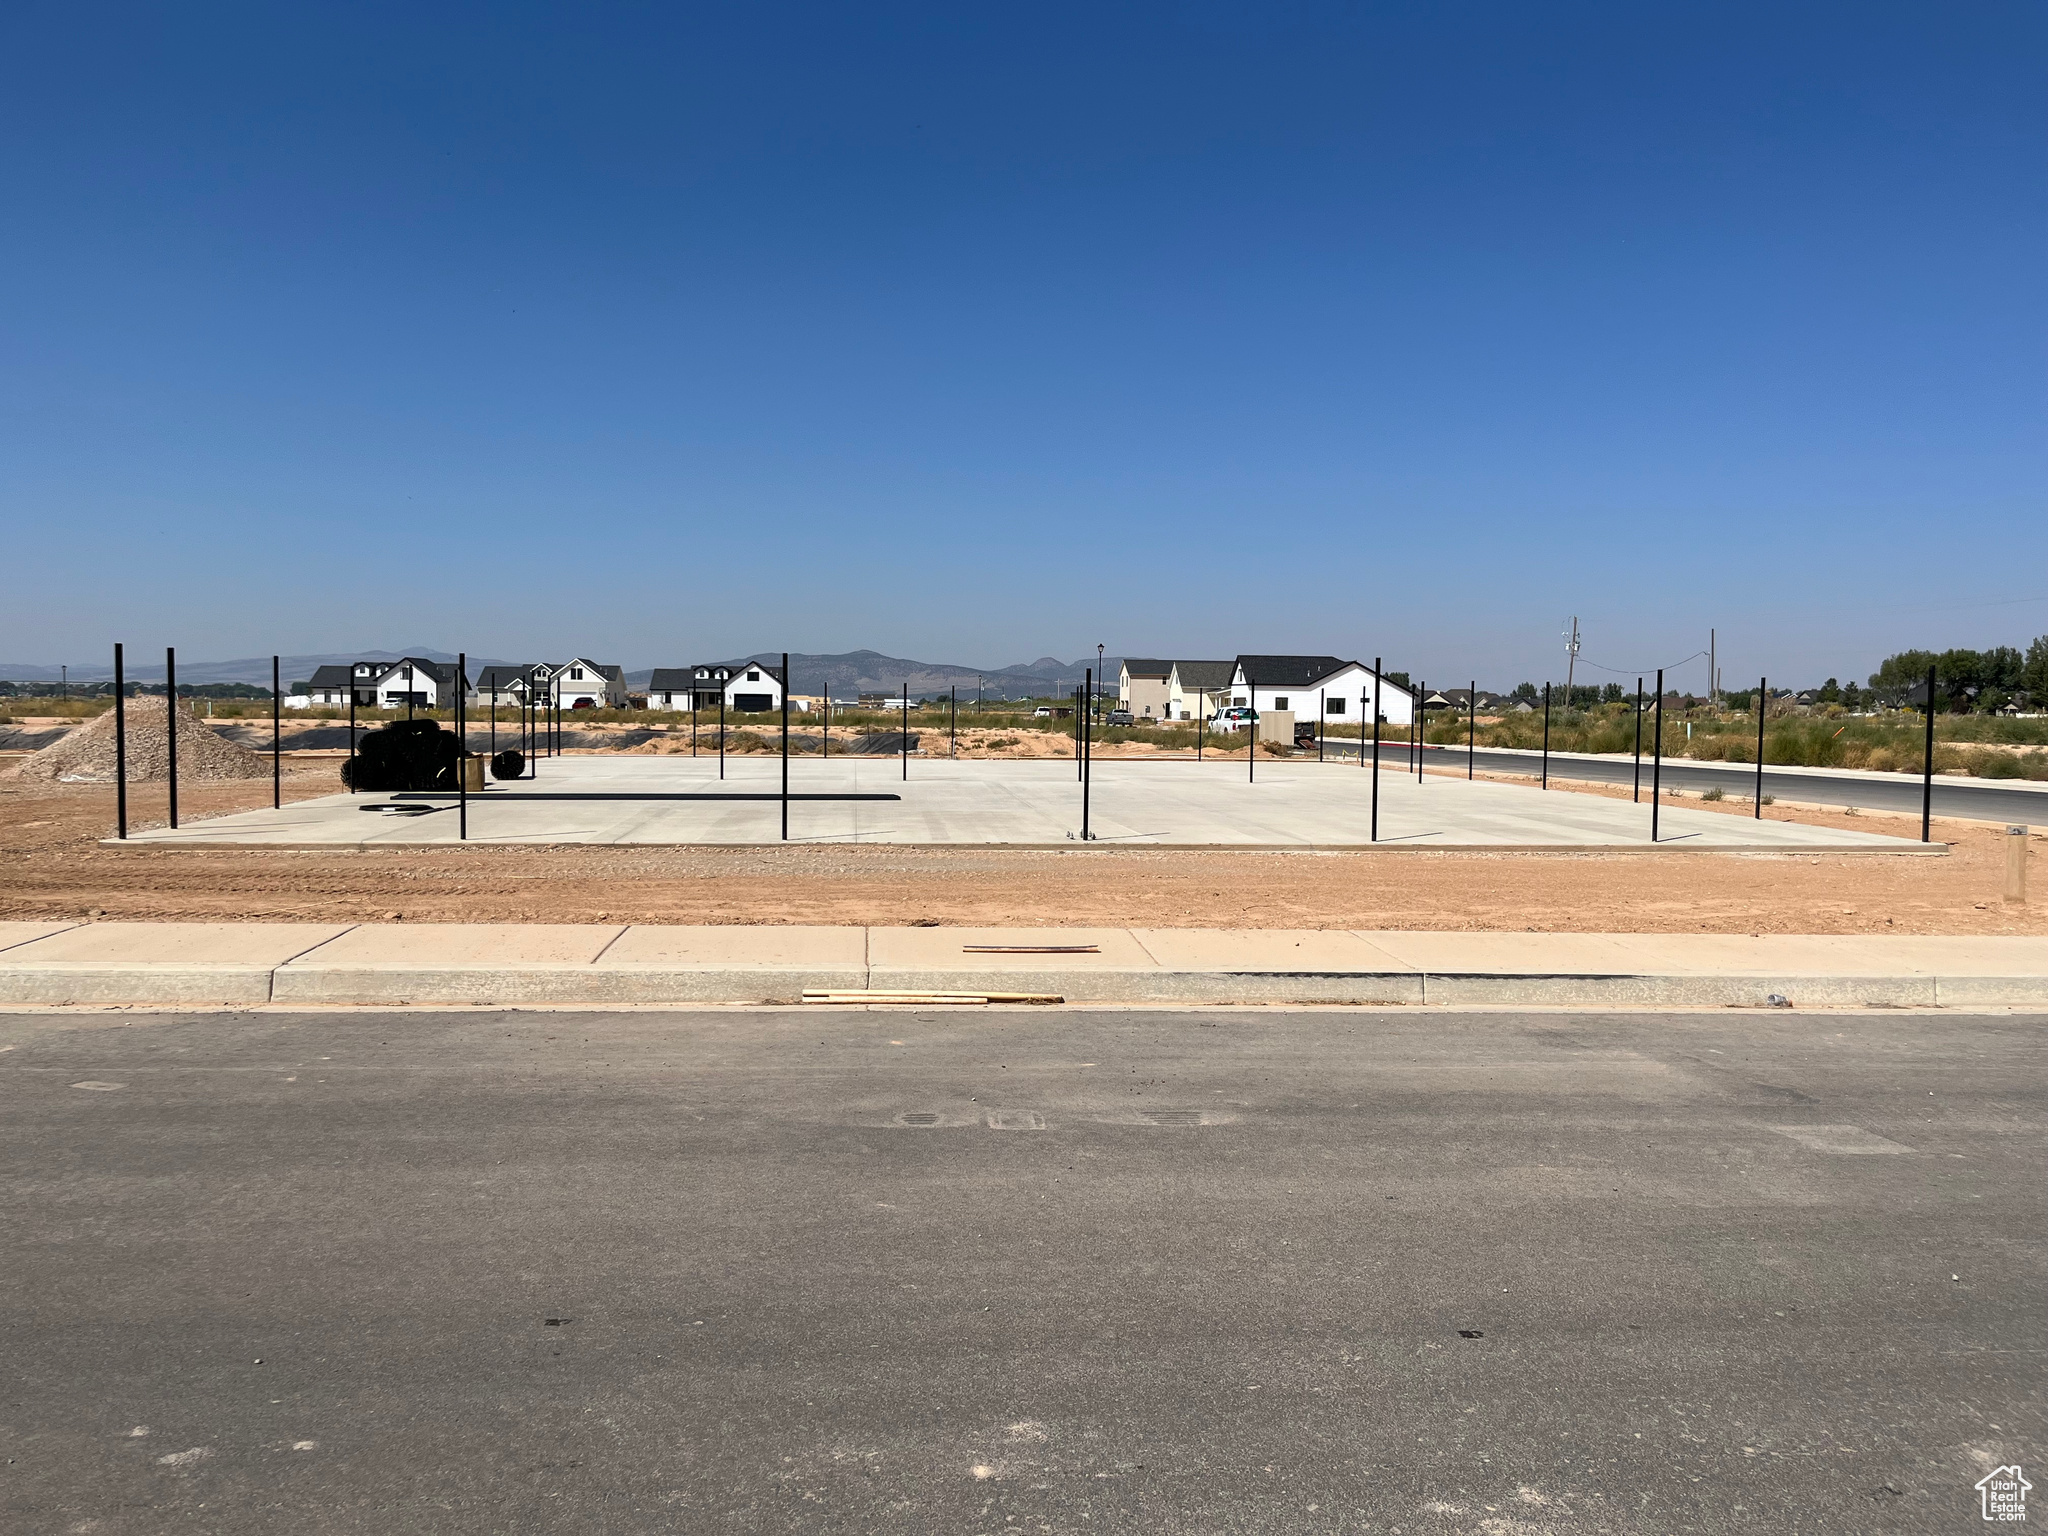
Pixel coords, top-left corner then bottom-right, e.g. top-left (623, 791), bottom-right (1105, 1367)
top-left (747, 670), bottom-right (760, 681)
top-left (1232, 695), bottom-right (1245, 707)
top-left (1274, 696), bottom-right (1289, 710)
top-left (1328, 698), bottom-right (1346, 714)
top-left (571, 667), bottom-right (585, 681)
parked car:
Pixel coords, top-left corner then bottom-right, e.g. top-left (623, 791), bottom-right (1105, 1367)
top-left (1106, 709), bottom-right (1135, 727)
top-left (1208, 707), bottom-right (1257, 733)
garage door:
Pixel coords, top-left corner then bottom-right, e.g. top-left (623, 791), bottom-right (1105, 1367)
top-left (732, 693), bottom-right (774, 713)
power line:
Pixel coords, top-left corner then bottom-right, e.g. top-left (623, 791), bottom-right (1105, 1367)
top-left (1573, 650), bottom-right (1708, 677)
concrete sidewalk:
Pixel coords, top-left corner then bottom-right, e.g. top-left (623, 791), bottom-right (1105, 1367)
top-left (1, 921), bottom-right (2042, 1008)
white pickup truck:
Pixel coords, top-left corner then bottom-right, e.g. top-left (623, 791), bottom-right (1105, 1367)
top-left (1206, 707), bottom-right (1257, 733)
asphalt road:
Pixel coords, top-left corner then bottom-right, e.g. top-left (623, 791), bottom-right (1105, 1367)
top-left (1316, 737), bottom-right (2048, 822)
top-left (4, 1006), bottom-right (2040, 1534)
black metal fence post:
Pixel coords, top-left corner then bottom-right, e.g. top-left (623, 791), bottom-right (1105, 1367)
top-left (1318, 688), bottom-right (1325, 762)
top-left (1468, 679), bottom-right (1476, 779)
top-left (114, 643), bottom-right (128, 839)
top-left (1370, 658), bottom-right (1382, 841)
top-left (1540, 682), bottom-right (1550, 790)
top-left (1754, 676), bottom-right (1767, 818)
top-left (1247, 672), bottom-right (1255, 782)
top-left (1651, 668), bottom-right (1664, 842)
top-left (457, 652), bottom-right (468, 841)
top-left (166, 646), bottom-right (178, 829)
top-left (349, 671), bottom-right (358, 791)
top-left (950, 685), bottom-right (957, 759)
top-left (1081, 667), bottom-right (1094, 840)
top-left (902, 688), bottom-right (909, 781)
top-left (781, 653), bottom-right (791, 842)
top-left (1632, 677), bottom-right (1643, 803)
top-left (1416, 679), bottom-right (1425, 782)
top-left (719, 690), bottom-right (727, 780)
top-left (271, 655), bottom-right (281, 809)
top-left (1916, 667), bottom-right (1933, 847)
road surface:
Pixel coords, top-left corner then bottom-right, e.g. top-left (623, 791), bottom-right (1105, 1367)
top-left (4, 1006), bottom-right (2040, 1533)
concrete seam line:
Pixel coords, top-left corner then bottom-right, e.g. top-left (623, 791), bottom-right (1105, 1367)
top-left (0, 922), bottom-right (86, 955)
top-left (1125, 927), bottom-right (1168, 967)
top-left (276, 924), bottom-right (362, 967)
top-left (587, 925), bottom-right (631, 965)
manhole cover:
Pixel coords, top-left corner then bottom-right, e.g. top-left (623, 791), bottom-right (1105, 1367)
top-left (899, 1113), bottom-right (940, 1126)
top-left (1145, 1110), bottom-right (1204, 1126)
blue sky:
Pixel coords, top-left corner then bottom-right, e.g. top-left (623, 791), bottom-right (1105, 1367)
top-left (2, 1), bottom-right (2041, 691)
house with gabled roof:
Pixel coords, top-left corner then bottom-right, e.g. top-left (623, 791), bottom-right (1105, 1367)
top-left (1229, 655), bottom-right (1413, 726)
top-left (1166, 661), bottom-right (1234, 722)
top-left (655, 662), bottom-right (786, 714)
top-left (1117, 660), bottom-right (1173, 719)
top-left (303, 658), bottom-right (469, 709)
top-left (540, 659), bottom-right (628, 709)
top-left (474, 664), bottom-right (541, 708)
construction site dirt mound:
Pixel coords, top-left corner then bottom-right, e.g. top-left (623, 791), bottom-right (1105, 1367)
top-left (4, 695), bottom-right (270, 784)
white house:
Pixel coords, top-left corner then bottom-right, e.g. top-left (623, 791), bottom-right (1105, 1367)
top-left (1228, 655), bottom-right (1413, 726)
top-left (1117, 660), bottom-right (1173, 719)
top-left (473, 664), bottom-right (541, 709)
top-left (541, 659), bottom-right (627, 709)
top-left (1165, 661), bottom-right (1233, 722)
top-left (655, 662), bottom-right (787, 714)
top-left (303, 658), bottom-right (468, 709)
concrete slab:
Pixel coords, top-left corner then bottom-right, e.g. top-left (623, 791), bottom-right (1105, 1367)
top-left (107, 757), bottom-right (1933, 852)
top-left (0, 922), bottom-right (351, 1005)
top-left (271, 923), bottom-right (626, 1006)
top-left (600, 925), bottom-right (867, 968)
top-left (594, 925), bottom-right (868, 1001)
top-left (0, 921), bottom-right (83, 954)
top-left (1130, 928), bottom-right (1420, 1003)
top-left (867, 925), bottom-right (1164, 1002)
top-left (3, 922), bottom-right (2039, 1009)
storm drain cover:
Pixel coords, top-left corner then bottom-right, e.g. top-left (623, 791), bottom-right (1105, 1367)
top-left (899, 1113), bottom-right (940, 1126)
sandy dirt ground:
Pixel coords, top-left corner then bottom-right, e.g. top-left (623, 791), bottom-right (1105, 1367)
top-left (1, 752), bottom-right (2040, 933)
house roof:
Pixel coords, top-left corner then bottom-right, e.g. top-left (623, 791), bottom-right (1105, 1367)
top-left (474, 664), bottom-right (538, 690)
top-left (306, 664), bottom-right (352, 687)
top-left (1169, 660), bottom-right (1235, 690)
top-left (379, 658), bottom-right (464, 689)
top-left (1233, 655), bottom-right (1365, 690)
top-left (648, 668), bottom-right (702, 691)
top-left (1120, 659), bottom-right (1172, 679)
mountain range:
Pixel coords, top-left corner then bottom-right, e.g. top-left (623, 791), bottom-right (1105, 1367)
top-left (0, 647), bottom-right (1125, 699)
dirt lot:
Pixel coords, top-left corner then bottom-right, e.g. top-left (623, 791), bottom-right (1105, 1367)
top-left (1, 753), bottom-right (2040, 933)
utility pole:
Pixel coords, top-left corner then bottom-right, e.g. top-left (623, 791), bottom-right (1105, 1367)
top-left (1709, 628), bottom-right (1717, 710)
top-left (1562, 617), bottom-right (1580, 706)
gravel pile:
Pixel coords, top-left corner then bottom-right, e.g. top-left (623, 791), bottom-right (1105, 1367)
top-left (5, 696), bottom-right (271, 783)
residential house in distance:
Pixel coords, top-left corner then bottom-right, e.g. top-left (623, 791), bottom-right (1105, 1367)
top-left (541, 659), bottom-right (628, 709)
top-left (1228, 656), bottom-right (1414, 725)
top-left (1116, 660), bottom-right (1173, 719)
top-left (304, 658), bottom-right (469, 709)
top-left (1165, 661), bottom-right (1234, 722)
top-left (645, 669), bottom-right (695, 711)
top-left (660, 662), bottom-right (787, 714)
top-left (473, 664), bottom-right (541, 709)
